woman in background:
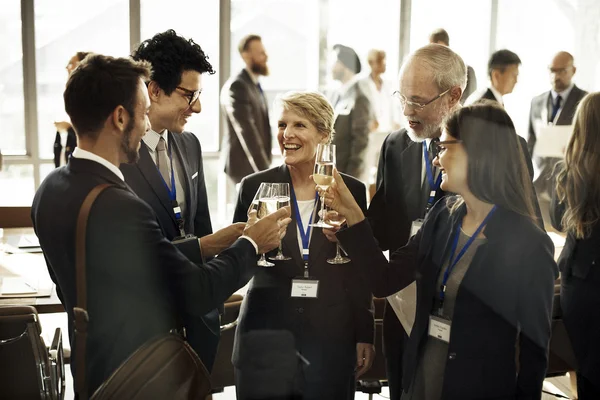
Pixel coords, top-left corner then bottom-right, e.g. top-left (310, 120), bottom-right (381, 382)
top-left (551, 92), bottom-right (600, 399)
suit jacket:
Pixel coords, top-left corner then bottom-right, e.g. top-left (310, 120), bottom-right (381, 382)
top-left (120, 131), bottom-right (220, 371)
top-left (231, 165), bottom-right (374, 394)
top-left (460, 65), bottom-right (478, 104)
top-left (339, 198), bottom-right (558, 399)
top-left (331, 80), bottom-right (372, 178)
top-left (221, 69), bottom-right (272, 184)
top-left (53, 128), bottom-right (77, 168)
top-left (550, 171), bottom-right (600, 384)
top-left (31, 157), bottom-right (258, 394)
top-left (527, 85), bottom-right (587, 156)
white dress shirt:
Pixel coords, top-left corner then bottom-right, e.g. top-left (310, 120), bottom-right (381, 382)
top-left (72, 147), bottom-right (124, 181)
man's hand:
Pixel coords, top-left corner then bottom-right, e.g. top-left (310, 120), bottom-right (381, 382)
top-left (199, 222), bottom-right (246, 258)
top-left (355, 342), bottom-right (375, 379)
top-left (244, 207), bottom-right (291, 254)
top-left (54, 121), bottom-right (72, 132)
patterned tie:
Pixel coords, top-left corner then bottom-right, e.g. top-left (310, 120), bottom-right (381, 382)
top-left (156, 136), bottom-right (171, 190)
top-left (550, 95), bottom-right (562, 122)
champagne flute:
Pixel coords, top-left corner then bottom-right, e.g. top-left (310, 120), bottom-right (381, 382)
top-left (248, 183), bottom-right (276, 267)
top-left (325, 211), bottom-right (350, 264)
top-left (269, 183), bottom-right (292, 261)
top-left (310, 143), bottom-right (335, 228)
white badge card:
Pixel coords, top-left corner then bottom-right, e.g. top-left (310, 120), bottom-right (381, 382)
top-left (410, 219), bottom-right (424, 238)
top-left (428, 315), bottom-right (451, 343)
top-left (291, 279), bottom-right (319, 298)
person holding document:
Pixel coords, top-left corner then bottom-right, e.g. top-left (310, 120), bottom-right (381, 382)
top-left (322, 102), bottom-right (558, 399)
top-left (232, 91), bottom-right (374, 400)
top-left (527, 51), bottom-right (587, 199)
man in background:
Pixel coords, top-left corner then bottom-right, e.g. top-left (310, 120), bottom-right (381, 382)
top-left (527, 51), bottom-right (587, 199)
top-left (466, 49), bottom-right (520, 106)
top-left (221, 34), bottom-right (272, 184)
top-left (428, 28), bottom-right (477, 103)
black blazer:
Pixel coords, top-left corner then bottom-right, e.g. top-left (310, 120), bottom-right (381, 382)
top-left (339, 198), bottom-right (558, 399)
top-left (527, 85), bottom-right (587, 156)
top-left (231, 165), bottom-right (374, 370)
top-left (31, 157), bottom-right (258, 394)
top-left (550, 173), bottom-right (600, 384)
top-left (120, 131), bottom-right (219, 370)
top-left (53, 128), bottom-right (77, 168)
top-left (221, 69), bottom-right (272, 183)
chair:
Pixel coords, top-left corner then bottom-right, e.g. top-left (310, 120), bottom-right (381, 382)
top-left (357, 297), bottom-right (387, 399)
top-left (0, 207), bottom-right (33, 228)
top-left (210, 294), bottom-right (244, 391)
top-left (0, 306), bottom-right (65, 399)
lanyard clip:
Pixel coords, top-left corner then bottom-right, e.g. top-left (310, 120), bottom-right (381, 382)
top-left (303, 262), bottom-right (309, 278)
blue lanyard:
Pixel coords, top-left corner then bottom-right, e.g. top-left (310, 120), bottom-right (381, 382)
top-left (156, 139), bottom-right (179, 219)
top-left (423, 142), bottom-right (443, 211)
top-left (291, 187), bottom-right (318, 261)
top-left (440, 205), bottom-right (497, 302)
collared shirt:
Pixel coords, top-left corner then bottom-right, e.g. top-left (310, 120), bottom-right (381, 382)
top-left (550, 83), bottom-right (574, 111)
top-left (364, 75), bottom-right (400, 132)
top-left (72, 147), bottom-right (124, 181)
top-left (421, 138), bottom-right (433, 187)
top-left (142, 129), bottom-right (187, 221)
top-left (245, 67), bottom-right (259, 85)
top-left (488, 85), bottom-right (504, 106)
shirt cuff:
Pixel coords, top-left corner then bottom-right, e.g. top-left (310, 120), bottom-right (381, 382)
top-left (240, 235), bottom-right (259, 255)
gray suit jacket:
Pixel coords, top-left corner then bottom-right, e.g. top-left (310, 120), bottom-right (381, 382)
top-left (527, 84), bottom-right (587, 156)
top-left (221, 69), bottom-right (272, 184)
top-left (331, 81), bottom-right (371, 178)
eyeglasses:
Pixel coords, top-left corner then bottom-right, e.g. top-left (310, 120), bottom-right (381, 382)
top-left (176, 86), bottom-right (202, 106)
top-left (392, 88), bottom-right (451, 112)
top-left (433, 139), bottom-right (463, 157)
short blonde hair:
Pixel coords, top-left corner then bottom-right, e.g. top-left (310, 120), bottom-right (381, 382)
top-left (367, 49), bottom-right (386, 63)
top-left (275, 91), bottom-right (335, 141)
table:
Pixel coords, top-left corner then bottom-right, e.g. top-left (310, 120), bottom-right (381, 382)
top-left (0, 228), bottom-right (63, 313)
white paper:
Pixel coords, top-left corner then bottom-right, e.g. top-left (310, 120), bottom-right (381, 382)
top-left (290, 279), bottom-right (319, 298)
top-left (534, 123), bottom-right (573, 158)
top-left (1, 278), bottom-right (37, 295)
top-left (386, 282), bottom-right (417, 336)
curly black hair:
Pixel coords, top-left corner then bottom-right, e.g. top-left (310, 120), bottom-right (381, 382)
top-left (132, 29), bottom-right (215, 95)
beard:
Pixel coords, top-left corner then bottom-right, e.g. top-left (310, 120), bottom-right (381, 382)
top-left (403, 102), bottom-right (448, 142)
top-left (121, 117), bottom-right (139, 164)
top-left (251, 61), bottom-right (269, 76)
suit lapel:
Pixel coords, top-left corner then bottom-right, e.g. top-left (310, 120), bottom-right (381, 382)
top-left (307, 195), bottom-right (329, 263)
top-left (169, 132), bottom-right (194, 233)
top-left (137, 144), bottom-right (177, 226)
top-left (401, 140), bottom-right (424, 220)
top-left (556, 86), bottom-right (582, 125)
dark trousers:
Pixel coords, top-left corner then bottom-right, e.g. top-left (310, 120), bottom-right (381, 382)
top-left (577, 373), bottom-right (600, 400)
top-left (383, 303), bottom-right (407, 400)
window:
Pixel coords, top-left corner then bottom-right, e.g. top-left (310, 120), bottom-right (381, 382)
top-left (0, 165), bottom-right (34, 206)
top-left (35, 0), bottom-right (130, 160)
top-left (141, 0), bottom-right (221, 152)
top-left (0, 1), bottom-right (26, 156)
top-left (409, 0), bottom-right (492, 94)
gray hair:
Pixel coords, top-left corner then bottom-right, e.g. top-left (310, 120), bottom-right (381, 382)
top-left (403, 44), bottom-right (467, 93)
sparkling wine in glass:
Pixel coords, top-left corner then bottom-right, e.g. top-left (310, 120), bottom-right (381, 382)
top-left (269, 183), bottom-right (292, 261)
top-left (310, 143), bottom-right (336, 228)
top-left (249, 183), bottom-right (276, 267)
top-left (325, 211), bottom-right (350, 264)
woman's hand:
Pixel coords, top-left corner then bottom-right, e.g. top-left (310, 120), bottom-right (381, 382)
top-left (317, 169), bottom-right (365, 227)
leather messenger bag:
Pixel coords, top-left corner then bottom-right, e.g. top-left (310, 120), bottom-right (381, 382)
top-left (73, 184), bottom-right (211, 399)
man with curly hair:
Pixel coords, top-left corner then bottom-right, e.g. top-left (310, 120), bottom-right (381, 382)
top-left (121, 29), bottom-right (245, 372)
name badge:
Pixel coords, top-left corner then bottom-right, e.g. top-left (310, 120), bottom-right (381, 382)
top-left (173, 206), bottom-right (182, 215)
top-left (291, 278), bottom-right (319, 298)
top-left (410, 219), bottom-right (423, 238)
top-left (428, 315), bottom-right (451, 343)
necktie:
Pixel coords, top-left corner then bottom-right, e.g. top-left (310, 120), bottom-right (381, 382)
top-left (550, 95), bottom-right (562, 122)
top-left (156, 136), bottom-right (171, 190)
top-left (429, 138), bottom-right (440, 179)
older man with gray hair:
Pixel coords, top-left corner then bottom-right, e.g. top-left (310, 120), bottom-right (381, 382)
top-left (366, 43), bottom-right (540, 400)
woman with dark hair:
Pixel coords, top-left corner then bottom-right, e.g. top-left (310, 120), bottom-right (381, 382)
top-left (322, 102), bottom-right (558, 399)
top-left (551, 92), bottom-right (600, 398)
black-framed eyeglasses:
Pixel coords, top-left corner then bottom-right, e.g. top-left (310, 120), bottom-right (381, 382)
top-left (176, 86), bottom-right (202, 106)
top-left (392, 88), bottom-right (451, 112)
top-left (433, 139), bottom-right (463, 157)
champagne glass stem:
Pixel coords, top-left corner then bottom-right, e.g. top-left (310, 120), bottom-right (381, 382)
top-left (277, 242), bottom-right (283, 257)
top-left (335, 243), bottom-right (342, 259)
top-left (319, 194), bottom-right (326, 223)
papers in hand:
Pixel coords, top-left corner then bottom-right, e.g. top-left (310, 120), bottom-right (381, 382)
top-left (1, 278), bottom-right (38, 295)
top-left (17, 234), bottom-right (40, 249)
top-left (386, 282), bottom-right (417, 336)
top-left (534, 122), bottom-right (573, 158)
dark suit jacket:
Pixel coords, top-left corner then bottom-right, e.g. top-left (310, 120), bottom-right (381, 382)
top-left (120, 131), bottom-right (220, 371)
top-left (31, 157), bottom-right (258, 394)
top-left (332, 80), bottom-right (372, 178)
top-left (221, 69), bottom-right (272, 183)
top-left (339, 198), bottom-right (558, 399)
top-left (231, 165), bottom-right (374, 396)
top-left (550, 171), bottom-right (600, 384)
top-left (53, 128), bottom-right (77, 168)
top-left (527, 85), bottom-right (587, 156)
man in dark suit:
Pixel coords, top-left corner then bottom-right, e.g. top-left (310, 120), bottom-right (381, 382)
top-left (428, 28), bottom-right (477, 104)
top-left (221, 34), bottom-right (272, 184)
top-left (121, 30), bottom-right (245, 372)
top-left (31, 54), bottom-right (290, 396)
top-left (329, 44), bottom-right (372, 179)
top-left (368, 44), bottom-right (465, 400)
top-left (466, 49), bottom-right (521, 107)
top-left (528, 51), bottom-right (587, 197)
